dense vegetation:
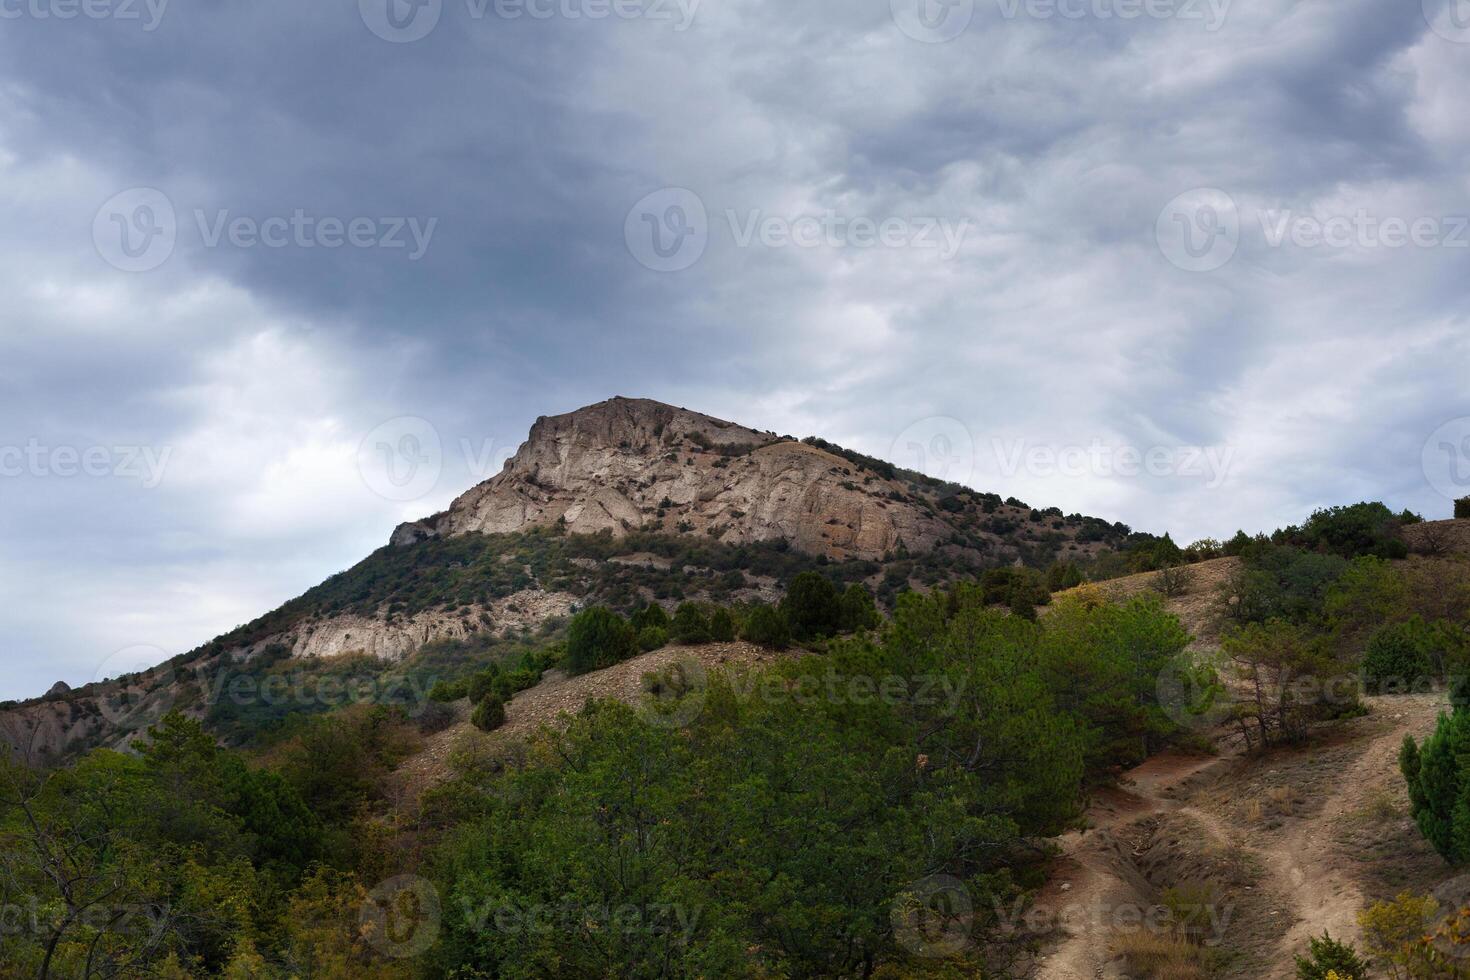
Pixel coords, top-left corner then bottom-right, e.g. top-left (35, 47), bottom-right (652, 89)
top-left (4, 496), bottom-right (1467, 976)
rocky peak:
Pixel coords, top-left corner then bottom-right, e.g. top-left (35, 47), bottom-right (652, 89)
top-left (391, 397), bottom-right (951, 560)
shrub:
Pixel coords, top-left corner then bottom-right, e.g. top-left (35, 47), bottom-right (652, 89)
top-left (637, 626), bottom-right (669, 652)
top-left (631, 602), bottom-right (670, 631)
top-left (670, 603), bottom-right (713, 645)
top-left (838, 583), bottom-right (880, 633)
top-left (1402, 710), bottom-right (1470, 863)
top-left (1294, 932), bottom-right (1369, 980)
top-left (708, 607), bottom-right (736, 642)
top-left (471, 694), bottom-right (506, 732)
top-left (1155, 563), bottom-right (1192, 598)
top-left (781, 572), bottom-right (842, 641)
top-left (566, 607), bottom-right (638, 675)
top-left (466, 666), bottom-right (500, 706)
top-left (1361, 618), bottom-right (1435, 695)
top-left (1459, 497), bottom-right (1470, 520)
top-left (1292, 501), bottom-right (1412, 560)
top-left (1359, 892), bottom-right (1444, 976)
top-left (1046, 561), bottom-right (1085, 592)
top-left (741, 603), bottom-right (791, 650)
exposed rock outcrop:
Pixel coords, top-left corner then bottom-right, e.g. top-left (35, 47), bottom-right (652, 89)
top-left (393, 397), bottom-right (955, 561)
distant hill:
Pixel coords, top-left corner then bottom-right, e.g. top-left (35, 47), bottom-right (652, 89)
top-left (0, 397), bottom-right (1137, 761)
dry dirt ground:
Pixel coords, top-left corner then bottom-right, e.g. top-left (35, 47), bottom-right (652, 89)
top-left (1051, 557), bottom-right (1241, 648)
top-left (1030, 692), bottom-right (1452, 979)
top-left (389, 641), bottom-right (784, 799)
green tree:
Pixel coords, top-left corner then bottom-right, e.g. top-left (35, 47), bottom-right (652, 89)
top-left (1294, 932), bottom-right (1370, 980)
top-left (838, 583), bottom-right (880, 633)
top-left (741, 603), bottom-right (791, 650)
top-left (1361, 618), bottom-right (1436, 695)
top-left (471, 694), bottom-right (507, 732)
top-left (709, 607), bottom-right (737, 642)
top-left (631, 602), bottom-right (670, 632)
top-left (637, 625), bottom-right (669, 651)
top-left (1402, 707), bottom-right (1470, 863)
top-left (670, 602), bottom-right (713, 644)
top-left (566, 606), bottom-right (638, 674)
top-left (780, 572), bottom-right (842, 641)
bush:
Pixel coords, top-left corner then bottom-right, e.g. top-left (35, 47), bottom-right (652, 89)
top-left (1459, 497), bottom-right (1470, 520)
top-left (741, 603), bottom-right (791, 650)
top-left (670, 603), bottom-right (713, 645)
top-left (566, 607), bottom-right (638, 675)
top-left (781, 572), bottom-right (842, 641)
top-left (1402, 710), bottom-right (1470, 863)
top-left (631, 602), bottom-right (670, 631)
top-left (1155, 563), bottom-right (1192, 598)
top-left (838, 583), bottom-right (880, 633)
top-left (708, 607), bottom-right (736, 642)
top-left (1361, 618), bottom-right (1435, 694)
top-left (471, 694), bottom-right (506, 732)
top-left (466, 666), bottom-right (500, 705)
top-left (1292, 501), bottom-right (1412, 560)
top-left (637, 626), bottom-right (669, 652)
top-left (1294, 932), bottom-right (1369, 980)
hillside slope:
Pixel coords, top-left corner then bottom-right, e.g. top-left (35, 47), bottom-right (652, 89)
top-left (0, 397), bottom-right (1136, 762)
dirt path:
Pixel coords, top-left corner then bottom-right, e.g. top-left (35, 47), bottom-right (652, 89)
top-left (1033, 693), bottom-right (1451, 979)
top-left (1033, 753), bottom-right (1230, 979)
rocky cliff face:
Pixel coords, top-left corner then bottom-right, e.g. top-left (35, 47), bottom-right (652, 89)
top-left (393, 397), bottom-right (955, 561)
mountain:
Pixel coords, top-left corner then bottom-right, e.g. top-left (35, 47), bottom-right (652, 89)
top-left (0, 397), bottom-right (1136, 761)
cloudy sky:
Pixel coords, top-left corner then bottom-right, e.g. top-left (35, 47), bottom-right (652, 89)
top-left (1, 0), bottom-right (1467, 699)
